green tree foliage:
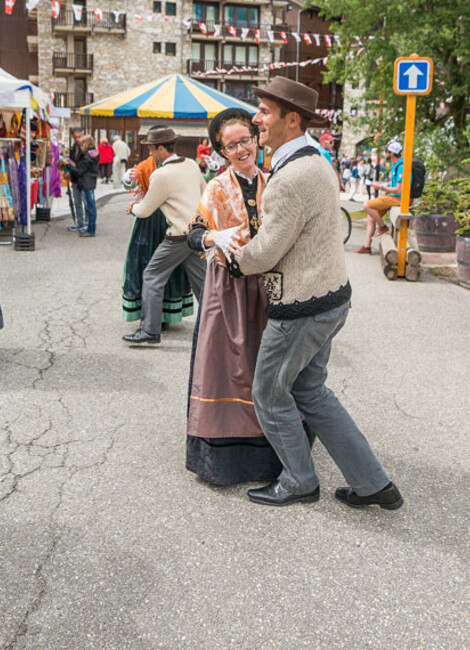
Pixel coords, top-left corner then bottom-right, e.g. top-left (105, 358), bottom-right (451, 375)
top-left (309, 0), bottom-right (470, 165)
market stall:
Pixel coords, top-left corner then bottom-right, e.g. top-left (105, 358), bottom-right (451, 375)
top-left (79, 73), bottom-right (256, 164)
top-left (0, 67), bottom-right (52, 249)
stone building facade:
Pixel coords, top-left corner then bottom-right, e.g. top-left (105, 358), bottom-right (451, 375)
top-left (26, 0), bottom-right (288, 119)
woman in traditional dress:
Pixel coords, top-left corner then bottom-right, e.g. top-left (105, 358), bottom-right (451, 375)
top-left (186, 108), bottom-right (282, 486)
top-left (122, 155), bottom-right (194, 326)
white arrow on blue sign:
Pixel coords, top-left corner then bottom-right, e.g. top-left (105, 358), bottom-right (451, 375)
top-left (396, 59), bottom-right (432, 94)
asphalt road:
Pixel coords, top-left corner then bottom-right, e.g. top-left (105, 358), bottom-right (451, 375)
top-left (0, 195), bottom-right (469, 650)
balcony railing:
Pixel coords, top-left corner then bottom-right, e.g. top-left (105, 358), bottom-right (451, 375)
top-left (52, 9), bottom-right (126, 33)
top-left (52, 53), bottom-right (94, 73)
top-left (53, 92), bottom-right (94, 109)
top-left (188, 59), bottom-right (267, 77)
top-left (190, 21), bottom-right (290, 40)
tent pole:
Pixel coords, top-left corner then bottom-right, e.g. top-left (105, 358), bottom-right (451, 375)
top-left (26, 106), bottom-right (31, 235)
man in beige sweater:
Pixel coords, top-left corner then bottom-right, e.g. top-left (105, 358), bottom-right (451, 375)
top-left (123, 128), bottom-right (206, 344)
top-left (228, 77), bottom-right (403, 510)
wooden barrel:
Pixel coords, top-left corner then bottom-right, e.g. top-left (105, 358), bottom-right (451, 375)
top-left (456, 234), bottom-right (470, 289)
top-left (414, 214), bottom-right (456, 252)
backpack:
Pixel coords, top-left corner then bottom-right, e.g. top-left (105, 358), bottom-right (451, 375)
top-left (399, 159), bottom-right (426, 198)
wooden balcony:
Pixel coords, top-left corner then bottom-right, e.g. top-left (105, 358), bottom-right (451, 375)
top-left (190, 21), bottom-right (291, 42)
top-left (53, 92), bottom-right (94, 109)
top-left (52, 9), bottom-right (126, 34)
top-left (52, 53), bottom-right (94, 74)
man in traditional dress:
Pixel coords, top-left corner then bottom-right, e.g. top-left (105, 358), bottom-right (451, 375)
top-left (227, 77), bottom-right (403, 510)
top-left (123, 128), bottom-right (206, 345)
top-left (112, 134), bottom-right (131, 189)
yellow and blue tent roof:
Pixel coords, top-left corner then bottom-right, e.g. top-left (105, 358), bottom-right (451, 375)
top-left (80, 74), bottom-right (256, 118)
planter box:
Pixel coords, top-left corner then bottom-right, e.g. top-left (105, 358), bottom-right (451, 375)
top-left (456, 234), bottom-right (470, 289)
top-left (414, 213), bottom-right (456, 252)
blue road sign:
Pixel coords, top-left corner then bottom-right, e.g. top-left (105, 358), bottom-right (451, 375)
top-left (395, 59), bottom-right (432, 94)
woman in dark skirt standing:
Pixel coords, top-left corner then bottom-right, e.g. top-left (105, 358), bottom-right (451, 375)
top-left (186, 108), bottom-right (282, 486)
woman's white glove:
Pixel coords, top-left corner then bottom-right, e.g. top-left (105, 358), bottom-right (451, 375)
top-left (213, 226), bottom-right (240, 253)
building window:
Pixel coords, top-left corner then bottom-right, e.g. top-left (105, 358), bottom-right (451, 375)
top-left (192, 3), bottom-right (218, 29)
top-left (153, 42), bottom-right (161, 53)
top-left (223, 5), bottom-right (259, 28)
top-left (165, 42), bottom-right (176, 56)
top-left (166, 2), bottom-right (176, 16)
top-left (223, 44), bottom-right (258, 66)
top-left (153, 1), bottom-right (162, 12)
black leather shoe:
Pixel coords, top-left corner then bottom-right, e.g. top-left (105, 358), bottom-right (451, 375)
top-left (248, 480), bottom-right (320, 507)
top-left (335, 482), bottom-right (403, 510)
top-left (122, 329), bottom-right (161, 344)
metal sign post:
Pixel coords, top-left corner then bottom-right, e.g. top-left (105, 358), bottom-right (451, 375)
top-left (393, 54), bottom-right (433, 276)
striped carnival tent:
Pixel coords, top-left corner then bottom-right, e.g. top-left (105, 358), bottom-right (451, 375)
top-left (79, 73), bottom-right (256, 118)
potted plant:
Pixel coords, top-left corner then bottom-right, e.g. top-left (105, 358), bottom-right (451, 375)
top-left (454, 177), bottom-right (470, 288)
top-left (412, 179), bottom-right (458, 252)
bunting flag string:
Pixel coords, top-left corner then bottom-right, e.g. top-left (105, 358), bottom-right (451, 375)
top-left (193, 56), bottom-right (330, 79)
top-left (19, 0), bottom-right (338, 47)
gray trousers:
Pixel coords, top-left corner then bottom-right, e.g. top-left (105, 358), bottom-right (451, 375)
top-left (141, 239), bottom-right (206, 336)
top-left (72, 184), bottom-right (85, 226)
top-left (252, 302), bottom-right (390, 496)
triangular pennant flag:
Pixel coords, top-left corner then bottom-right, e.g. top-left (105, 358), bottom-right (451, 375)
top-left (93, 7), bottom-right (103, 21)
top-left (112, 10), bottom-right (123, 23)
top-left (303, 33), bottom-right (312, 45)
top-left (292, 32), bottom-right (301, 43)
top-left (5, 0), bottom-right (16, 14)
top-left (267, 31), bottom-right (274, 43)
top-left (324, 34), bottom-right (332, 47)
top-left (313, 34), bottom-right (321, 46)
top-left (134, 14), bottom-right (143, 22)
top-left (228, 25), bottom-right (237, 37)
top-left (182, 19), bottom-right (191, 31)
top-left (199, 22), bottom-right (207, 34)
top-left (254, 28), bottom-right (260, 44)
top-left (241, 27), bottom-right (249, 41)
top-left (280, 31), bottom-right (288, 43)
top-left (50, 1), bottom-right (61, 18)
top-left (147, 15), bottom-right (155, 21)
top-left (334, 35), bottom-right (341, 46)
top-left (213, 23), bottom-right (221, 37)
top-left (72, 4), bottom-right (83, 21)
top-left (26, 0), bottom-right (40, 11)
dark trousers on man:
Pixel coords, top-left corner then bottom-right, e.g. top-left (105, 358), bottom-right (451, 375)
top-left (141, 238), bottom-right (206, 337)
top-left (252, 302), bottom-right (390, 496)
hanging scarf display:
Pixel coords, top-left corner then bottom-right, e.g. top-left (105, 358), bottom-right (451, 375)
top-left (18, 151), bottom-right (28, 226)
top-left (6, 144), bottom-right (21, 222)
top-left (0, 149), bottom-right (15, 223)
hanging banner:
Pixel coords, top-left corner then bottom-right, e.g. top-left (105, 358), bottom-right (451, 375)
top-left (50, 1), bottom-right (61, 18)
top-left (280, 31), bottom-right (288, 44)
top-left (228, 26), bottom-right (237, 37)
top-left (303, 33), bottom-right (312, 45)
top-left (267, 31), bottom-right (274, 43)
top-left (292, 32), bottom-right (301, 43)
top-left (72, 4), bottom-right (83, 21)
top-left (313, 34), bottom-right (321, 46)
top-left (324, 34), bottom-right (332, 47)
top-left (5, 0), bottom-right (16, 14)
top-left (93, 7), bottom-right (103, 21)
top-left (254, 28), bottom-right (260, 44)
top-left (198, 22), bottom-right (207, 34)
top-left (213, 23), bottom-right (221, 37)
top-left (241, 27), bottom-right (249, 41)
top-left (26, 0), bottom-right (40, 11)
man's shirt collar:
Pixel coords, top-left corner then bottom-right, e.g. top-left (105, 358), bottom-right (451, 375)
top-left (270, 135), bottom-right (308, 173)
top-left (162, 154), bottom-right (180, 166)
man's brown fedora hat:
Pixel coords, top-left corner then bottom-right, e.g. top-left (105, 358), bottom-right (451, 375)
top-left (253, 77), bottom-right (326, 125)
top-left (141, 127), bottom-right (178, 146)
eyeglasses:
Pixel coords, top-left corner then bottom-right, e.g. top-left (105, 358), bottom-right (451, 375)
top-left (222, 136), bottom-right (255, 154)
